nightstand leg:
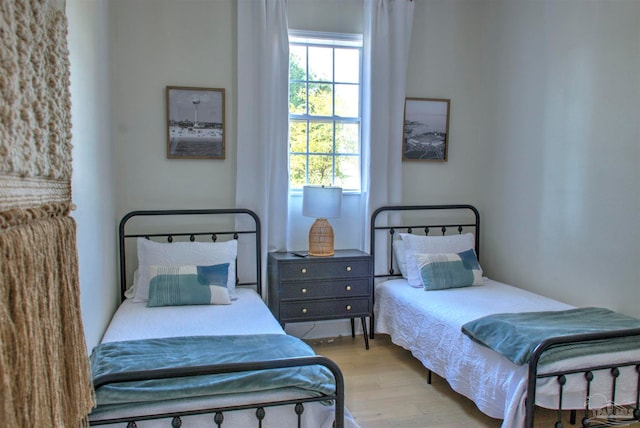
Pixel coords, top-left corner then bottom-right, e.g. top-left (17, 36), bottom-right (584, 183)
top-left (350, 318), bottom-right (355, 337)
top-left (361, 317), bottom-right (369, 350)
top-left (369, 314), bottom-right (375, 339)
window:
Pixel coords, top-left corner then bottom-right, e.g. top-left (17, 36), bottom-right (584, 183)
top-left (288, 31), bottom-right (363, 191)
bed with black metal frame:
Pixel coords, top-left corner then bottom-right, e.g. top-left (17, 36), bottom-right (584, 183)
top-left (88, 208), bottom-right (353, 428)
top-left (370, 204), bottom-right (640, 428)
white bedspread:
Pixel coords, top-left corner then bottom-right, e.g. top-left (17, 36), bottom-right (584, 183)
top-left (375, 278), bottom-right (639, 428)
top-left (93, 287), bottom-right (359, 428)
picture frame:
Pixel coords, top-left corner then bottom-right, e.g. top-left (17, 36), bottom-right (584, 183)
top-left (166, 86), bottom-right (225, 159)
top-left (402, 97), bottom-right (450, 162)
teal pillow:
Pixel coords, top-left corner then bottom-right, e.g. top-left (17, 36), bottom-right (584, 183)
top-left (147, 263), bottom-right (231, 307)
top-left (196, 263), bottom-right (230, 287)
top-left (416, 249), bottom-right (483, 291)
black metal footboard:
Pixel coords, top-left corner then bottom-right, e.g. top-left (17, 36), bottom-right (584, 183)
top-left (90, 355), bottom-right (345, 428)
top-left (526, 329), bottom-right (640, 428)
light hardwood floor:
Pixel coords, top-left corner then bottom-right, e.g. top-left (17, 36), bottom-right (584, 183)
top-left (309, 334), bottom-right (639, 428)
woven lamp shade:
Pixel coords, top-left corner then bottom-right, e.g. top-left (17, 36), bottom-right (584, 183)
top-left (302, 186), bottom-right (342, 257)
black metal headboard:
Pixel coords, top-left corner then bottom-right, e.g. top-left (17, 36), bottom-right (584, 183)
top-left (370, 204), bottom-right (480, 280)
top-left (118, 209), bottom-right (261, 302)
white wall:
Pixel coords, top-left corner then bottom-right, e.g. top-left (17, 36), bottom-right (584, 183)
top-left (479, 0), bottom-right (640, 316)
top-left (288, 0), bottom-right (363, 34)
top-left (67, 0), bottom-right (118, 350)
top-left (110, 0), bottom-right (237, 216)
top-left (402, 0), bottom-right (494, 209)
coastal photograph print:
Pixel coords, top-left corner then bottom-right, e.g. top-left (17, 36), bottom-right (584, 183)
top-left (402, 97), bottom-right (450, 162)
top-left (166, 86), bottom-right (225, 159)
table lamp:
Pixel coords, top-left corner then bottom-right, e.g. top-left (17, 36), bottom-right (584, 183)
top-left (302, 185), bottom-right (342, 257)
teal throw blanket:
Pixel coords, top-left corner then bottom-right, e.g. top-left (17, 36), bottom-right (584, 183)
top-left (461, 307), bottom-right (640, 366)
top-left (91, 334), bottom-right (335, 407)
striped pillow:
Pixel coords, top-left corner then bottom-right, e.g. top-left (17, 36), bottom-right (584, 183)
top-left (147, 263), bottom-right (231, 307)
top-left (416, 249), bottom-right (483, 291)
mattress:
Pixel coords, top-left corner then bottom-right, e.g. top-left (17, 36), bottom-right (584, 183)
top-left (374, 278), bottom-right (639, 428)
top-left (91, 288), bottom-right (359, 427)
top-left (100, 287), bottom-right (284, 343)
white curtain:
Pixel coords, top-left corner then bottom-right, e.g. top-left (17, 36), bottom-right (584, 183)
top-left (236, 0), bottom-right (290, 293)
top-left (362, 0), bottom-right (415, 251)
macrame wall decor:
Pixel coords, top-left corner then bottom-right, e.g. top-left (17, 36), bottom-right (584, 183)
top-left (0, 0), bottom-right (95, 426)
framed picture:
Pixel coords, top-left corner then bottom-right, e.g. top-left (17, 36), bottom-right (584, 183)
top-left (402, 97), bottom-right (450, 162)
top-left (166, 86), bottom-right (225, 159)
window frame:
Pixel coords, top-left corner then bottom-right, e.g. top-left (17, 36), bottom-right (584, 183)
top-left (288, 30), bottom-right (363, 193)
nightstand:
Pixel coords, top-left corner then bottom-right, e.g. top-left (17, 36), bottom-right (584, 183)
top-left (268, 249), bottom-right (372, 349)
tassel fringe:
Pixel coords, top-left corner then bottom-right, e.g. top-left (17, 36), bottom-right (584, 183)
top-left (0, 204), bottom-right (95, 427)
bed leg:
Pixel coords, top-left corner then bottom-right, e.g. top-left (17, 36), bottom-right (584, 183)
top-left (427, 369), bottom-right (432, 385)
top-left (569, 409), bottom-right (576, 425)
top-left (350, 318), bottom-right (355, 338)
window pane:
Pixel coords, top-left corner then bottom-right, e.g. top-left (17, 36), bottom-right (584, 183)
top-left (308, 83), bottom-right (332, 116)
top-left (335, 123), bottom-right (359, 154)
top-left (335, 84), bottom-right (359, 117)
top-left (289, 83), bottom-right (307, 115)
top-left (307, 155), bottom-right (334, 185)
top-left (289, 45), bottom-right (307, 80)
top-left (335, 48), bottom-right (359, 83)
top-left (308, 122), bottom-right (333, 153)
top-left (335, 155), bottom-right (360, 190)
top-left (288, 32), bottom-right (362, 191)
top-left (308, 46), bottom-right (333, 82)
top-left (289, 120), bottom-right (307, 153)
top-left (289, 154), bottom-right (307, 187)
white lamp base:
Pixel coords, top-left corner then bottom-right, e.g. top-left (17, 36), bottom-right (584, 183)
top-left (308, 218), bottom-right (334, 257)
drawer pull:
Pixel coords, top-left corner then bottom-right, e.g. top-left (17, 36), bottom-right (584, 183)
top-left (302, 308), bottom-right (308, 314)
top-left (301, 288), bottom-right (307, 294)
top-left (346, 305), bottom-right (352, 311)
top-left (345, 285), bottom-right (352, 291)
top-left (301, 268), bottom-right (307, 274)
top-left (346, 266), bottom-right (352, 272)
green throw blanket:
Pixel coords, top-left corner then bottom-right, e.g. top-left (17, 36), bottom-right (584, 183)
top-left (90, 334), bottom-right (335, 407)
top-left (461, 307), bottom-right (640, 365)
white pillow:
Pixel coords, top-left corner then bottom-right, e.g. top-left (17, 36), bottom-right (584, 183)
top-left (133, 238), bottom-right (238, 302)
top-left (400, 232), bottom-right (476, 287)
top-left (392, 239), bottom-right (408, 278)
top-left (123, 269), bottom-right (139, 299)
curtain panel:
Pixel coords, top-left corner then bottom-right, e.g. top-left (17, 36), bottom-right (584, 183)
top-left (362, 0), bottom-right (415, 251)
top-left (236, 0), bottom-right (290, 293)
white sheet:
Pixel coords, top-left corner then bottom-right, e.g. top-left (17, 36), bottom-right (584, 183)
top-left (375, 278), bottom-right (639, 428)
top-left (100, 287), bottom-right (284, 343)
top-left (92, 288), bottom-right (359, 427)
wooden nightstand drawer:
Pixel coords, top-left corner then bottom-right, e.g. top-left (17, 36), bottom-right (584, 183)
top-left (278, 258), bottom-right (370, 280)
top-left (280, 278), bottom-right (370, 300)
top-left (280, 298), bottom-right (370, 322)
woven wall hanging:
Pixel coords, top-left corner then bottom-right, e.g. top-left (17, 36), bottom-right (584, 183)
top-left (0, 0), bottom-right (95, 425)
